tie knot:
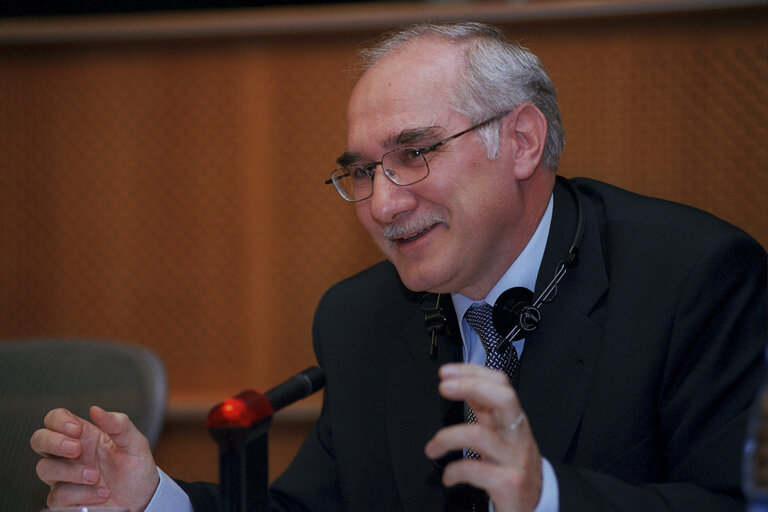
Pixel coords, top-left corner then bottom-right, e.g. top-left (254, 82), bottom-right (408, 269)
top-left (464, 303), bottom-right (503, 353)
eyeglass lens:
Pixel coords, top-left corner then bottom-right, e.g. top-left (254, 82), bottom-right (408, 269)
top-left (334, 147), bottom-right (429, 201)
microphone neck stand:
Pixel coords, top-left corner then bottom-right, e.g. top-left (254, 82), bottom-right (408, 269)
top-left (206, 367), bottom-right (326, 512)
top-left (207, 390), bottom-right (273, 512)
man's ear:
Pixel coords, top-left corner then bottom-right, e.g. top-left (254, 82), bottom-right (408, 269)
top-left (501, 103), bottom-right (547, 180)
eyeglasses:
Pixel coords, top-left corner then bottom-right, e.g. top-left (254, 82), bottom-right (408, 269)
top-left (325, 112), bottom-right (509, 202)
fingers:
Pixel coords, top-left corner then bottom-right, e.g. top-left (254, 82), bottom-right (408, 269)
top-left (427, 363), bottom-right (544, 511)
top-left (31, 406), bottom-right (157, 510)
top-left (36, 457), bottom-right (100, 487)
top-left (43, 408), bottom-right (84, 434)
top-left (89, 405), bottom-right (151, 454)
top-left (46, 482), bottom-right (111, 507)
top-left (30, 429), bottom-right (80, 459)
top-left (426, 422), bottom-right (495, 461)
top-left (425, 420), bottom-right (542, 511)
top-left (31, 409), bottom-right (100, 492)
top-left (440, 457), bottom-right (512, 489)
top-left (440, 456), bottom-right (542, 509)
top-left (438, 364), bottom-right (521, 427)
top-left (424, 415), bottom-right (527, 460)
top-left (30, 409), bottom-right (85, 458)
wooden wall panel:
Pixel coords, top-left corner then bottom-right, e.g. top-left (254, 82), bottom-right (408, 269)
top-left (1, 1), bottom-right (765, 485)
top-left (0, 36), bottom-right (378, 403)
top-left (535, 14), bottom-right (768, 235)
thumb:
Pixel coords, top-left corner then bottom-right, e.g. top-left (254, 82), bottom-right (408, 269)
top-left (89, 405), bottom-right (147, 451)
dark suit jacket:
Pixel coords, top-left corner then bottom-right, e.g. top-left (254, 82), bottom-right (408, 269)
top-left (180, 177), bottom-right (768, 511)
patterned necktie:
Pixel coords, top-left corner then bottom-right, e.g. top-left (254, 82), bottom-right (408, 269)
top-left (463, 302), bottom-right (519, 459)
top-left (465, 302), bottom-right (519, 381)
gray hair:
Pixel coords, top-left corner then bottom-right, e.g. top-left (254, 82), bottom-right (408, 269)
top-left (359, 22), bottom-right (565, 171)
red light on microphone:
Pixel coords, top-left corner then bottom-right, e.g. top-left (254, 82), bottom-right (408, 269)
top-left (207, 390), bottom-right (274, 428)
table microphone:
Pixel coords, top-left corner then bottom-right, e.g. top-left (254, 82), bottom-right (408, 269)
top-left (207, 366), bottom-right (325, 512)
top-left (265, 366), bottom-right (325, 412)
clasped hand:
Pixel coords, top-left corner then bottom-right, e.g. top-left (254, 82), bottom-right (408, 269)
top-left (29, 405), bottom-right (159, 512)
top-left (425, 363), bottom-right (543, 512)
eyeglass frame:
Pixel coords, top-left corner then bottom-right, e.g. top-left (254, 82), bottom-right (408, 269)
top-left (325, 111), bottom-right (510, 202)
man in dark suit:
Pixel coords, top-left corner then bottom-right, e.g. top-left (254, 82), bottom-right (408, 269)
top-left (32, 22), bottom-right (766, 512)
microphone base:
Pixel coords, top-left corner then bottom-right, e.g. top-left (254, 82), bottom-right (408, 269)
top-left (210, 419), bottom-right (271, 512)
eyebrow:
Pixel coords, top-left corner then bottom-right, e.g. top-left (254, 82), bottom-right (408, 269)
top-left (336, 152), bottom-right (361, 168)
top-left (387, 125), bottom-right (445, 147)
top-left (335, 125), bottom-right (446, 167)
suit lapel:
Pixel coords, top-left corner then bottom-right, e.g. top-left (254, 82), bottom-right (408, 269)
top-left (517, 177), bottom-right (608, 462)
top-left (385, 291), bottom-right (462, 511)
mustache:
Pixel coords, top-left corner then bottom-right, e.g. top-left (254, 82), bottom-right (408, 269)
top-left (381, 213), bottom-right (447, 242)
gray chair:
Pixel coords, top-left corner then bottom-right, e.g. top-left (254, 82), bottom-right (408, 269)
top-left (0, 339), bottom-right (167, 511)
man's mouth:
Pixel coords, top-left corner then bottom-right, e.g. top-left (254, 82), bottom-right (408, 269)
top-left (396, 226), bottom-right (434, 243)
top-left (382, 214), bottom-right (446, 247)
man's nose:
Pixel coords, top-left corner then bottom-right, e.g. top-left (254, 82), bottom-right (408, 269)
top-left (368, 166), bottom-right (417, 223)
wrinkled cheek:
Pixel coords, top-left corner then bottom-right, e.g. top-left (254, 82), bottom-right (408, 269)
top-left (355, 209), bottom-right (383, 247)
top-left (354, 203), bottom-right (374, 227)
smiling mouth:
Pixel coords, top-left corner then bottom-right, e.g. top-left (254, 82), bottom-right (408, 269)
top-left (381, 213), bottom-right (447, 248)
top-left (396, 226), bottom-right (434, 243)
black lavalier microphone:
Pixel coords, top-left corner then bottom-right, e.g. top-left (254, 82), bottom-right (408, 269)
top-left (492, 287), bottom-right (538, 342)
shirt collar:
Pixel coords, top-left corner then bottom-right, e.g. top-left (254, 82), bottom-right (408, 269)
top-left (451, 193), bottom-right (553, 322)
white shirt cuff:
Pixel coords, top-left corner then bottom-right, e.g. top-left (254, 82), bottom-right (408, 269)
top-left (533, 457), bottom-right (559, 512)
top-left (144, 467), bottom-right (194, 512)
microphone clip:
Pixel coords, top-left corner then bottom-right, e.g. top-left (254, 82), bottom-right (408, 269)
top-left (518, 304), bottom-right (542, 332)
top-left (421, 293), bottom-right (450, 358)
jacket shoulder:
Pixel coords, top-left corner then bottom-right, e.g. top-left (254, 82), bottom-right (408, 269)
top-left (313, 261), bottom-right (421, 333)
top-left (322, 260), bottom-right (408, 302)
top-left (571, 177), bottom-right (763, 246)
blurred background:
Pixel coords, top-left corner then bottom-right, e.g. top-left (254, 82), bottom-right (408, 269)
top-left (1, 0), bottom-right (766, 487)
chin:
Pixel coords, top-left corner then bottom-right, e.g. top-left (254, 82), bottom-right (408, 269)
top-left (392, 261), bottom-right (453, 294)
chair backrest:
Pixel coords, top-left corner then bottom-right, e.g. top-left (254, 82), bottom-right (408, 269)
top-left (0, 338), bottom-right (167, 511)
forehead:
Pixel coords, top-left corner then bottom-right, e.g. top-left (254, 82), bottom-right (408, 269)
top-left (346, 38), bottom-right (465, 155)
